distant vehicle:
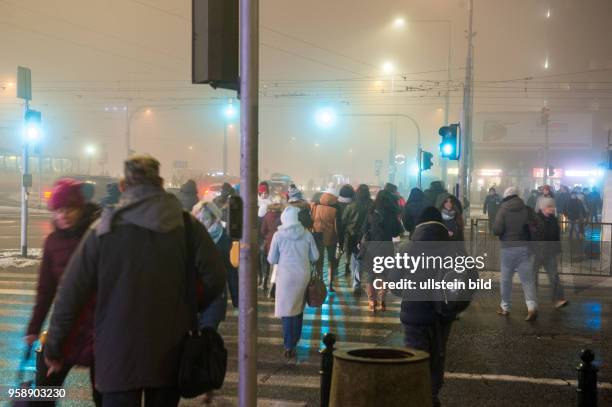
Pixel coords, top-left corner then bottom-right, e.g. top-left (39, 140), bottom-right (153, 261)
top-left (200, 183), bottom-right (223, 202)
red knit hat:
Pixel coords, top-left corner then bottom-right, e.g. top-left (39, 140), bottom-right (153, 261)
top-left (48, 178), bottom-right (85, 210)
top-left (258, 182), bottom-right (269, 194)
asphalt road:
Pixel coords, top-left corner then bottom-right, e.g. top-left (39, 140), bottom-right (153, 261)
top-left (0, 208), bottom-right (51, 251)
top-left (0, 259), bottom-right (610, 406)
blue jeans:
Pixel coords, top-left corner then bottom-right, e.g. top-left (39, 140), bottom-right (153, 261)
top-left (534, 255), bottom-right (565, 302)
top-left (350, 253), bottom-right (361, 288)
top-left (500, 246), bottom-right (537, 312)
top-left (569, 220), bottom-right (582, 240)
top-left (282, 313), bottom-right (303, 350)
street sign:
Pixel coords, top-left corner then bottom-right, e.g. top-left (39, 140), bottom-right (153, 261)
top-left (22, 174), bottom-right (32, 187)
top-left (17, 67), bottom-right (32, 101)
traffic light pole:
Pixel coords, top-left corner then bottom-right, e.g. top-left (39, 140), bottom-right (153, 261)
top-left (417, 147), bottom-right (422, 189)
top-left (20, 101), bottom-right (30, 257)
top-left (238, 0), bottom-right (259, 406)
top-left (459, 0), bottom-right (474, 207)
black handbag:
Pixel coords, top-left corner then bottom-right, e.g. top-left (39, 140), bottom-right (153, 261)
top-left (178, 212), bottom-right (228, 398)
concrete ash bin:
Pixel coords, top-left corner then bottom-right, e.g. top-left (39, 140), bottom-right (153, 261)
top-left (329, 347), bottom-right (432, 407)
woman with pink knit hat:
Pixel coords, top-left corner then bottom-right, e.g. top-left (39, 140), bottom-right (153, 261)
top-left (25, 178), bottom-right (101, 406)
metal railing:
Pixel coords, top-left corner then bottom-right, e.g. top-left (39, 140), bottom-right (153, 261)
top-left (469, 218), bottom-right (612, 276)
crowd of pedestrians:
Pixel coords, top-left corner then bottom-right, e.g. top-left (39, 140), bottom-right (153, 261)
top-left (23, 157), bottom-right (601, 406)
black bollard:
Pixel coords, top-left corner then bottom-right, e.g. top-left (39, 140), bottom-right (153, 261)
top-left (320, 332), bottom-right (336, 407)
top-left (576, 349), bottom-right (598, 407)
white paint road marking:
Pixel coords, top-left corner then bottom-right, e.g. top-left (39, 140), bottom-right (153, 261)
top-left (446, 372), bottom-right (612, 390)
top-left (223, 371), bottom-right (612, 390)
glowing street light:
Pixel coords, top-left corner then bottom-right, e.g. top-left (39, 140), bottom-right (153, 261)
top-left (315, 107), bottom-right (337, 129)
top-left (24, 109), bottom-right (42, 143)
top-left (85, 144), bottom-right (96, 156)
top-left (224, 103), bottom-right (237, 120)
top-left (382, 61), bottom-right (394, 74)
top-left (544, 57), bottom-right (549, 70)
top-left (393, 17), bottom-right (406, 29)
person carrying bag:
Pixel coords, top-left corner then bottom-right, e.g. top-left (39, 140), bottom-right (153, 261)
top-left (178, 211), bottom-right (228, 398)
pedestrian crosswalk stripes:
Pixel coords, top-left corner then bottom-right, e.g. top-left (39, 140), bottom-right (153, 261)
top-left (0, 265), bottom-right (401, 406)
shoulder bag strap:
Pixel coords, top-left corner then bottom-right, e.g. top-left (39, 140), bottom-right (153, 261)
top-left (182, 211), bottom-right (199, 333)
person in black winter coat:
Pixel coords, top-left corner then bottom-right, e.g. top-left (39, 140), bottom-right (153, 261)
top-left (564, 192), bottom-right (586, 240)
top-left (337, 184), bottom-right (356, 276)
top-left (483, 187), bottom-right (501, 233)
top-left (399, 206), bottom-right (455, 407)
top-left (361, 190), bottom-right (403, 312)
top-left (440, 196), bottom-right (464, 241)
top-left (178, 179), bottom-right (199, 211)
top-left (533, 197), bottom-right (567, 309)
top-left (44, 156), bottom-right (227, 405)
top-left (402, 188), bottom-right (425, 235)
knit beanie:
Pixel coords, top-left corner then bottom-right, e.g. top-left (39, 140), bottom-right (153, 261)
top-left (49, 178), bottom-right (85, 210)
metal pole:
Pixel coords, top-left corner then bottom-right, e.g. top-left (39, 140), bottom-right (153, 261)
top-left (543, 108), bottom-right (550, 186)
top-left (20, 102), bottom-right (29, 257)
top-left (418, 146), bottom-right (423, 189)
top-left (238, 0), bottom-right (259, 405)
top-left (223, 120), bottom-right (228, 175)
top-left (460, 0), bottom-right (474, 206)
top-left (442, 21), bottom-right (452, 187)
top-left (37, 146), bottom-right (42, 209)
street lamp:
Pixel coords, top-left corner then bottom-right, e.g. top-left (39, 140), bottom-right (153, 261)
top-left (382, 61), bottom-right (394, 75)
top-left (393, 17), bottom-right (406, 29)
top-left (315, 107), bottom-right (337, 129)
top-left (85, 144), bottom-right (96, 175)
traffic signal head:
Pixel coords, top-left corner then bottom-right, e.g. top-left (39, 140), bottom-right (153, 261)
top-left (421, 151), bottom-right (434, 171)
top-left (24, 109), bottom-right (42, 143)
top-left (439, 123), bottom-right (460, 160)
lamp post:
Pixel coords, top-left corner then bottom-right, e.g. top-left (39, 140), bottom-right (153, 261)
top-left (340, 113), bottom-right (422, 186)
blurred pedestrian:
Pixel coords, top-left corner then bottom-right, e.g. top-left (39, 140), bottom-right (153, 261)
top-left (341, 184), bottom-right (373, 295)
top-left (337, 184), bottom-right (355, 276)
top-left (193, 200), bottom-right (239, 321)
top-left (440, 196), bottom-right (464, 241)
top-left (565, 191), bottom-right (587, 240)
top-left (311, 192), bottom-right (339, 292)
top-left (178, 179), bottom-right (199, 211)
top-left (493, 186), bottom-right (538, 321)
top-left (44, 156), bottom-right (226, 406)
top-left (588, 187), bottom-right (602, 222)
top-left (213, 182), bottom-right (236, 225)
top-left (287, 185), bottom-right (313, 229)
top-left (260, 195), bottom-right (284, 293)
top-left (362, 190), bottom-right (403, 312)
top-left (423, 181), bottom-right (448, 208)
top-left (483, 187), bottom-right (501, 234)
top-left (26, 178), bottom-right (101, 406)
top-left (258, 181), bottom-right (271, 218)
top-left (533, 198), bottom-right (568, 309)
top-left (402, 188), bottom-right (425, 235)
top-left (99, 182), bottom-right (121, 208)
top-left (526, 189), bottom-right (539, 210)
top-left (400, 206), bottom-right (454, 407)
top-left (267, 206), bottom-right (319, 361)
top-left (555, 185), bottom-right (570, 217)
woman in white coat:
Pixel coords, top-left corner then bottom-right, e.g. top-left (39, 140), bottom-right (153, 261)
top-left (268, 206), bottom-right (319, 360)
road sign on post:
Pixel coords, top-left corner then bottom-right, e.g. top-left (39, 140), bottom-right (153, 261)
top-left (17, 67), bottom-right (32, 101)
